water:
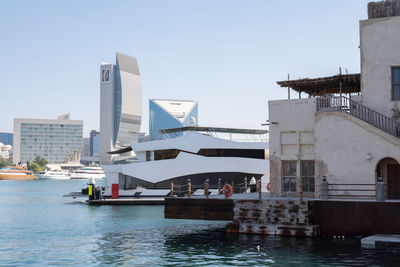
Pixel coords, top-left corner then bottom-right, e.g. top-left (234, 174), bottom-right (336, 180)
top-left (1, 179), bottom-right (400, 266)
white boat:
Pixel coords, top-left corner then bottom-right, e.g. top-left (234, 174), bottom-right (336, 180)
top-left (102, 126), bottom-right (270, 198)
top-left (70, 166), bottom-right (105, 179)
top-left (38, 170), bottom-right (71, 180)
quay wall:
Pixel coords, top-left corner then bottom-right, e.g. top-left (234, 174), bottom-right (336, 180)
top-left (165, 197), bottom-right (400, 237)
top-left (227, 199), bottom-right (319, 237)
top-left (165, 198), bottom-right (234, 221)
top-left (310, 200), bottom-right (400, 237)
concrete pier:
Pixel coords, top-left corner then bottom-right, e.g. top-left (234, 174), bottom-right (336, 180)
top-left (361, 234), bottom-right (400, 248)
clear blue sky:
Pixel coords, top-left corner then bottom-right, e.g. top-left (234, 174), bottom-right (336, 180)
top-left (0, 0), bottom-right (369, 136)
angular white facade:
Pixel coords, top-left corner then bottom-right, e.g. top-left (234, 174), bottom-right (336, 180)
top-left (102, 132), bottom-right (269, 197)
top-left (100, 52), bottom-right (142, 164)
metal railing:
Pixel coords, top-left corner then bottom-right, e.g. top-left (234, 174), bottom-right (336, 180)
top-left (326, 183), bottom-right (400, 200)
top-left (317, 96), bottom-right (400, 138)
top-left (327, 183), bottom-right (376, 199)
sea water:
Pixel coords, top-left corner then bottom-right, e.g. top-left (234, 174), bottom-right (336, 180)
top-left (0, 179), bottom-right (399, 266)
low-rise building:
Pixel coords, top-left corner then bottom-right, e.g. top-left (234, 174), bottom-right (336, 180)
top-left (0, 143), bottom-right (12, 160)
top-left (269, 1), bottom-right (400, 199)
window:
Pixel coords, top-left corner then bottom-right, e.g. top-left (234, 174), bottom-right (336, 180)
top-left (283, 161), bottom-right (296, 192)
top-left (392, 67), bottom-right (400, 100)
top-left (301, 161), bottom-right (315, 192)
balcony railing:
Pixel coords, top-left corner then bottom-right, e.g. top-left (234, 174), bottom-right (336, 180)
top-left (317, 96), bottom-right (400, 138)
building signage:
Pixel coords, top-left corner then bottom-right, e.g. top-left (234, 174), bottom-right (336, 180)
top-left (102, 69), bottom-right (110, 82)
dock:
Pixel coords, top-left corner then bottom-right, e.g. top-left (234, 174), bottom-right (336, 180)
top-left (88, 198), bottom-right (165, 205)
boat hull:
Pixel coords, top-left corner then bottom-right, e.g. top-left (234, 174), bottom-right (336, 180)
top-left (0, 174), bottom-right (36, 180)
top-left (70, 173), bottom-right (105, 179)
top-left (38, 175), bottom-right (71, 180)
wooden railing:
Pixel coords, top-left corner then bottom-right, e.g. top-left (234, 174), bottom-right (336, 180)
top-left (317, 96), bottom-right (400, 138)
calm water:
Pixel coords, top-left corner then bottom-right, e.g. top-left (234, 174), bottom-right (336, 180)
top-left (0, 179), bottom-right (400, 266)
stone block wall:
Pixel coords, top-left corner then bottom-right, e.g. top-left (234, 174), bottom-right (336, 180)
top-left (228, 199), bottom-right (319, 236)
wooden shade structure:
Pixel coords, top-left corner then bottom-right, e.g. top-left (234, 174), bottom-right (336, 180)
top-left (277, 73), bottom-right (360, 97)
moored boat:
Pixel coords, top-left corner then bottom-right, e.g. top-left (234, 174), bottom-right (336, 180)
top-left (70, 166), bottom-right (105, 179)
top-left (38, 170), bottom-right (71, 180)
top-left (0, 166), bottom-right (36, 180)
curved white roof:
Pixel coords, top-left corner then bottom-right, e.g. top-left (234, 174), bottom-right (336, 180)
top-left (103, 151), bottom-right (269, 184)
top-left (132, 132), bottom-right (268, 153)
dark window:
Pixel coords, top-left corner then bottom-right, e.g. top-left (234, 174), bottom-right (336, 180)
top-left (198, 149), bottom-right (265, 159)
top-left (392, 67), bottom-right (400, 100)
top-left (301, 161), bottom-right (315, 192)
top-left (283, 161), bottom-right (296, 192)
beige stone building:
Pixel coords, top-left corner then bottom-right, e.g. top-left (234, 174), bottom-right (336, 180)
top-left (269, 1), bottom-right (400, 199)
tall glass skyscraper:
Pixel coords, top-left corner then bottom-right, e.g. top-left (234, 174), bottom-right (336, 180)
top-left (149, 99), bottom-right (198, 141)
top-left (13, 114), bottom-right (83, 164)
top-left (100, 52), bottom-right (142, 163)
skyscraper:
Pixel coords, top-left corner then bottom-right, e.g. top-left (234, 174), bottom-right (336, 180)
top-left (149, 99), bottom-right (198, 141)
top-left (100, 52), bottom-right (142, 163)
top-left (89, 130), bottom-right (100, 156)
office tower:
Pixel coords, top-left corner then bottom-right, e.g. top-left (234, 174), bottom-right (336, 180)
top-left (13, 114), bottom-right (83, 164)
top-left (149, 99), bottom-right (198, 141)
top-left (100, 52), bottom-right (142, 164)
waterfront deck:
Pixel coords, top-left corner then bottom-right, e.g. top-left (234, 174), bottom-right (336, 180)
top-left (88, 198), bottom-right (165, 205)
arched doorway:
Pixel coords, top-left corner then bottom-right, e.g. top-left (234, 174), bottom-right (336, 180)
top-left (376, 157), bottom-right (400, 199)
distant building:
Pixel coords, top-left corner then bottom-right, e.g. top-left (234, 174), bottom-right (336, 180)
top-left (13, 114), bottom-right (83, 164)
top-left (138, 132), bottom-right (149, 143)
top-left (0, 143), bottom-right (12, 160)
top-left (0, 132), bottom-right (13, 146)
top-left (100, 52), bottom-right (142, 164)
top-left (82, 138), bottom-right (90, 157)
top-left (89, 130), bottom-right (100, 156)
top-left (149, 99), bottom-right (198, 141)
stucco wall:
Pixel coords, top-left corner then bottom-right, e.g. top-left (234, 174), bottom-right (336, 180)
top-left (360, 16), bottom-right (400, 117)
top-left (269, 99), bottom-right (400, 198)
top-left (268, 99), bottom-right (317, 197)
top-left (315, 112), bottom-right (400, 196)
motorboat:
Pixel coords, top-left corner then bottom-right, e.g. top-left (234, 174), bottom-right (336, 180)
top-left (38, 170), bottom-right (71, 180)
top-left (70, 166), bottom-right (105, 179)
top-left (102, 126), bottom-right (269, 198)
top-left (0, 166), bottom-right (36, 180)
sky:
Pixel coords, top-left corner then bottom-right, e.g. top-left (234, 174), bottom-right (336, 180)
top-left (0, 0), bottom-right (370, 137)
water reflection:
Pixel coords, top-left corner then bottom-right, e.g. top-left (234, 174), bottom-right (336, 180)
top-left (91, 225), bottom-right (400, 266)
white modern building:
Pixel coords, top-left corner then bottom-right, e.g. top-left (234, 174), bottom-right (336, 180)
top-left (269, 1), bottom-right (400, 199)
top-left (100, 52), bottom-right (142, 164)
top-left (13, 114), bottom-right (83, 164)
top-left (103, 127), bottom-right (269, 197)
